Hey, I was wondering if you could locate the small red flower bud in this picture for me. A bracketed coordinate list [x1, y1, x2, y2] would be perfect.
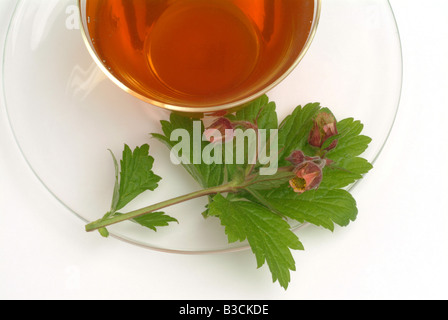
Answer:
[286, 150, 306, 166]
[204, 118, 235, 144]
[289, 161, 323, 194]
[309, 111, 339, 150]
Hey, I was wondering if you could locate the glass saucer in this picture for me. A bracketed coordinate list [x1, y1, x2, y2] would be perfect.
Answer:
[2, 0, 402, 254]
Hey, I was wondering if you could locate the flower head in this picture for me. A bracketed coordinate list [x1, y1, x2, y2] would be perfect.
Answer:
[309, 111, 339, 150]
[289, 161, 323, 194]
[204, 117, 260, 144]
[204, 118, 235, 144]
[286, 150, 306, 166]
[286, 150, 326, 194]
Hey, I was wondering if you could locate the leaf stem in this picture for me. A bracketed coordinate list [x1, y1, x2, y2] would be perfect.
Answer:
[85, 183, 239, 232]
[85, 166, 296, 233]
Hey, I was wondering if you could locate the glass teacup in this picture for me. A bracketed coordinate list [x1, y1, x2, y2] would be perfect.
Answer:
[78, 0, 321, 113]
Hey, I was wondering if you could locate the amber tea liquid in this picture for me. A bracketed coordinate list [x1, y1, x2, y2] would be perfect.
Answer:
[85, 0, 315, 108]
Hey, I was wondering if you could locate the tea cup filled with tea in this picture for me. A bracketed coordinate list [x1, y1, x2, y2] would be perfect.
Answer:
[78, 0, 321, 113]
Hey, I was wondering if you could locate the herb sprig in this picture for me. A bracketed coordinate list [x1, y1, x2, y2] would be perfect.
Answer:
[85, 95, 373, 289]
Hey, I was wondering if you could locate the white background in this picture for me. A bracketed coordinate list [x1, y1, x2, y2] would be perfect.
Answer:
[1, 0, 447, 300]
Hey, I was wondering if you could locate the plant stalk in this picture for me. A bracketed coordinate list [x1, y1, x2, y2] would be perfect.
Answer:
[85, 166, 295, 233]
[85, 183, 238, 232]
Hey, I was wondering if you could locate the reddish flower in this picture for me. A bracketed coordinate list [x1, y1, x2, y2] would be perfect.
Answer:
[289, 161, 323, 194]
[286, 150, 325, 193]
[204, 117, 260, 144]
[309, 111, 339, 150]
[204, 118, 235, 143]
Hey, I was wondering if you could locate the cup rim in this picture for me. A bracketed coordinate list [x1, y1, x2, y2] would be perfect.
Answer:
[78, 0, 322, 113]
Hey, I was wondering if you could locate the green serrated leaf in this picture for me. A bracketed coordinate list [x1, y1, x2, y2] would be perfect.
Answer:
[264, 187, 358, 231]
[235, 94, 278, 130]
[326, 118, 372, 162]
[249, 171, 295, 191]
[278, 103, 321, 165]
[108, 149, 120, 215]
[151, 113, 225, 189]
[114, 144, 162, 212]
[320, 157, 373, 189]
[209, 194, 304, 290]
[111, 211, 178, 232]
[132, 212, 178, 232]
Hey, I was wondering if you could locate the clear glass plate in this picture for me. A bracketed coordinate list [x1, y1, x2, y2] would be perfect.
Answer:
[2, 0, 402, 254]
